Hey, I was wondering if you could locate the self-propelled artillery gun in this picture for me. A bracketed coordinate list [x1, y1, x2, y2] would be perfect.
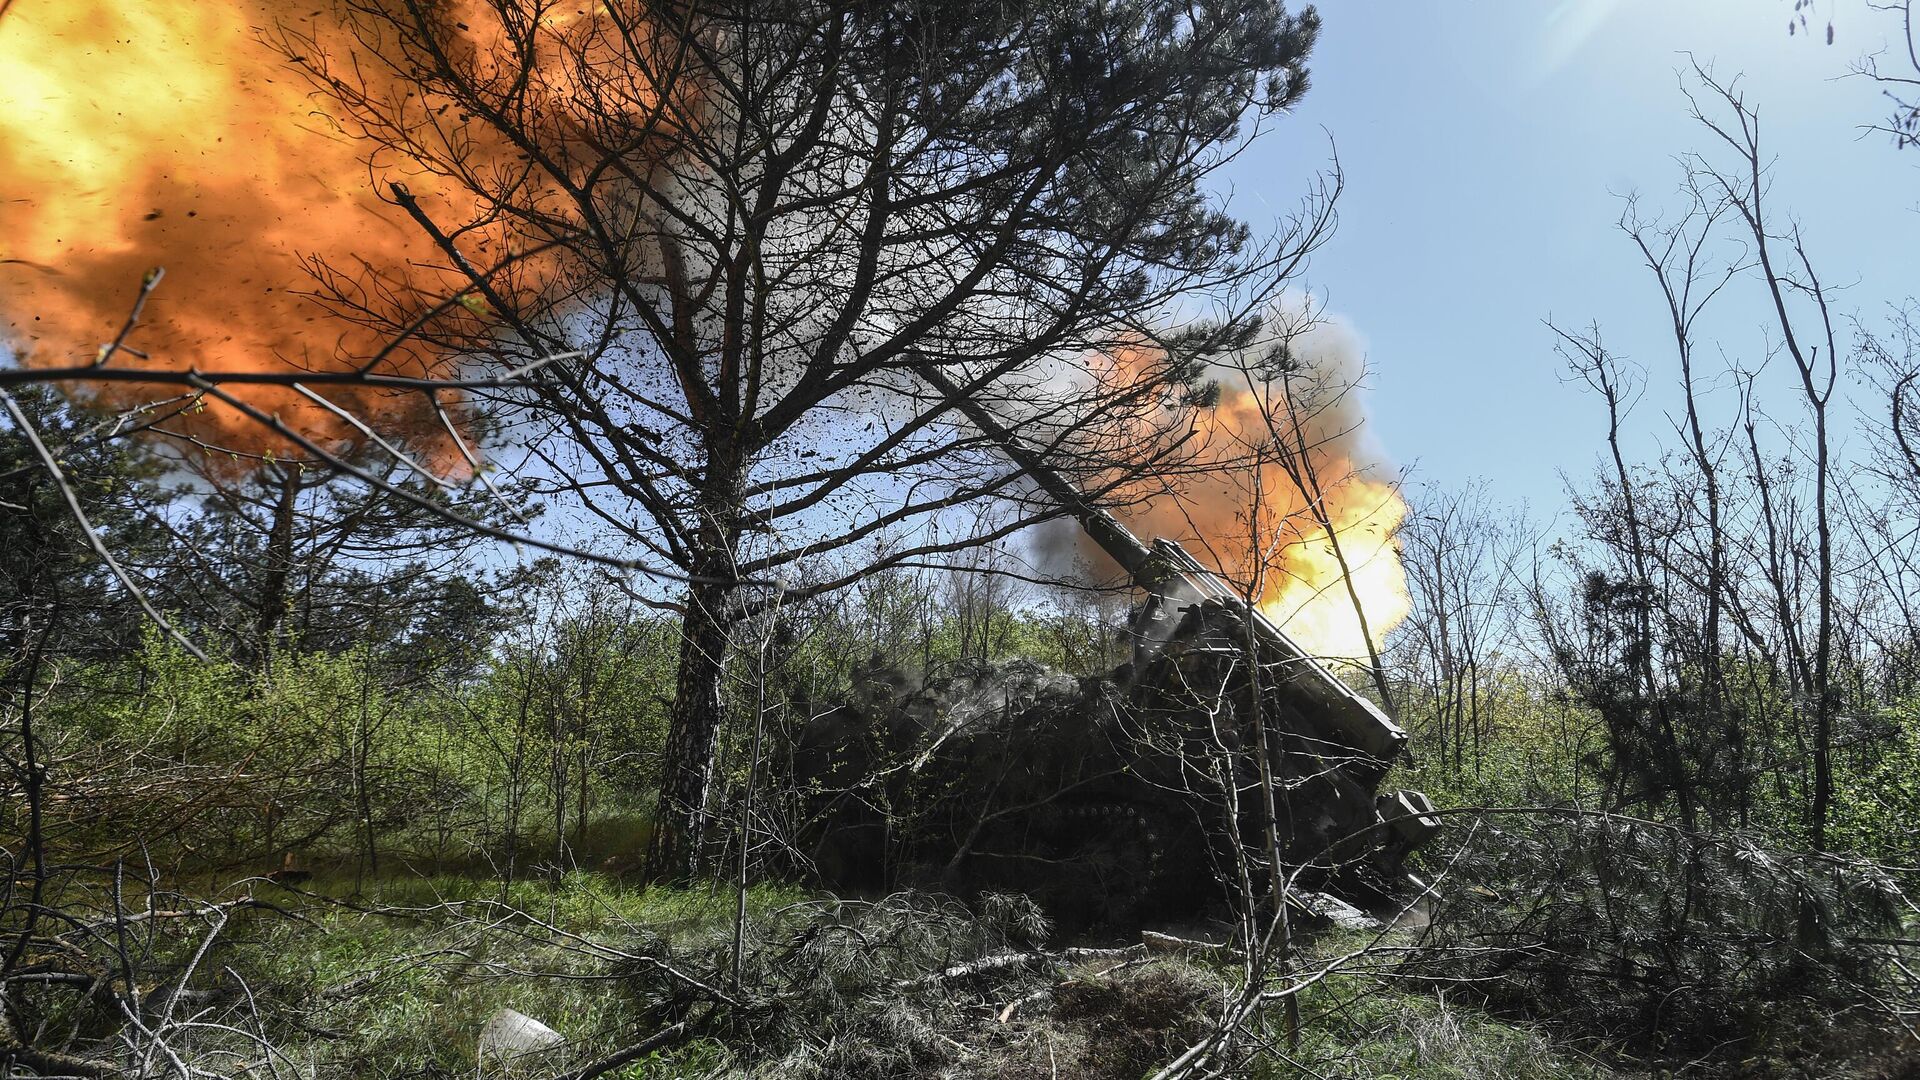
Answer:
[790, 372, 1438, 926]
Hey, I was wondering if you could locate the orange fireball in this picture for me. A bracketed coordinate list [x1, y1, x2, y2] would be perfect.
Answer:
[1093, 320, 1411, 663]
[0, 1, 472, 466]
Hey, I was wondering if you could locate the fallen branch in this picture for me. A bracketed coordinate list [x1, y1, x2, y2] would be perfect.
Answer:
[559, 1018, 694, 1080]
[1, 1004, 119, 1078]
[1141, 931, 1242, 962]
[997, 954, 1151, 1023]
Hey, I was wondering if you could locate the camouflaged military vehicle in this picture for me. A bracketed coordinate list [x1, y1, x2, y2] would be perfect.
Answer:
[788, 374, 1438, 926]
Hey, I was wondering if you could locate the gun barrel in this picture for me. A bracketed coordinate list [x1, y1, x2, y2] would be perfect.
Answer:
[1149, 538, 1408, 765]
[923, 366, 1408, 767]
[922, 368, 1157, 579]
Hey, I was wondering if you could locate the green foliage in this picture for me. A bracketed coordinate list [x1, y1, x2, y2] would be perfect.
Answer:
[1414, 811, 1909, 1072]
[1831, 699, 1920, 872]
[20, 619, 680, 874]
[606, 1039, 731, 1079]
[224, 874, 798, 1076]
[1270, 964, 1608, 1080]
[0, 556, 1066, 888]
[1400, 675, 1599, 811]
[30, 632, 458, 867]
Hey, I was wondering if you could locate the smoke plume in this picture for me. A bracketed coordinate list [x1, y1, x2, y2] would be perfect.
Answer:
[1052, 302, 1411, 663]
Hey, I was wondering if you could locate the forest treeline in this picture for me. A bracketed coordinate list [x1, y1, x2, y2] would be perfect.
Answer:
[0, 424, 1137, 883]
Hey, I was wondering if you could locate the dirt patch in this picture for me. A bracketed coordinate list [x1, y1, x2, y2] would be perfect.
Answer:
[992, 963, 1221, 1080]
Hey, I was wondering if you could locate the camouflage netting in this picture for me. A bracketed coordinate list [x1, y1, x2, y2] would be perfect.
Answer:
[789, 622, 1430, 928]
[791, 657, 1217, 927]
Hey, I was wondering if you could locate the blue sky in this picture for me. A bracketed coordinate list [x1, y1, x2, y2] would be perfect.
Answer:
[1224, 0, 1920, 514]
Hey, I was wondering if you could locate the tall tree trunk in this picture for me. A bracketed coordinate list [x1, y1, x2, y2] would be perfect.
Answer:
[647, 459, 746, 881]
[355, 650, 380, 884]
[1808, 390, 1834, 855]
[576, 742, 591, 848]
[255, 466, 302, 672]
[551, 713, 568, 883]
[3, 604, 56, 978]
[648, 577, 732, 879]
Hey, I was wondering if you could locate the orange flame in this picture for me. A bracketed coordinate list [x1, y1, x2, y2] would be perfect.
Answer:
[1099, 339, 1411, 663]
[0, 1, 687, 476]
[0, 1, 476, 470]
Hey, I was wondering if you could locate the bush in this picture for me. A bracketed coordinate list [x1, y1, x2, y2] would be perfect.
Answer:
[1832, 701, 1920, 876]
[1411, 810, 1911, 1074]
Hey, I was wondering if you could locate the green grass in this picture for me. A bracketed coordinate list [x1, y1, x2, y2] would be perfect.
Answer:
[215, 871, 802, 1078]
[177, 873, 1644, 1079]
[1222, 929, 1625, 1080]
[1279, 985, 1619, 1079]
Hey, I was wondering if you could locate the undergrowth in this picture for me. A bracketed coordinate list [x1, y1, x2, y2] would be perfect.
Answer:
[171, 872, 1640, 1080]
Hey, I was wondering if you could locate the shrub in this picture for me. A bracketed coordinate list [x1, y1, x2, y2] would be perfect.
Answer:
[1411, 810, 1911, 1073]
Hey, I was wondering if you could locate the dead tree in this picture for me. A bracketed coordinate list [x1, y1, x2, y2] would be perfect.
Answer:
[1391, 481, 1524, 772]
[1685, 67, 1843, 853]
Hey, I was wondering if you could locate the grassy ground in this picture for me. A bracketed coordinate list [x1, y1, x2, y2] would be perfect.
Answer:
[156, 871, 1634, 1079]
[217, 873, 791, 1077]
[1276, 938, 1622, 1080]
